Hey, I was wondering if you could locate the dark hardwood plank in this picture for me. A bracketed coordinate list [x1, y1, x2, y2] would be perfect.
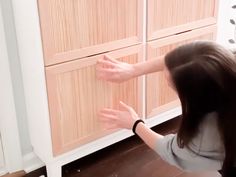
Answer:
[2, 171, 25, 177]
[176, 171, 221, 177]
[24, 167, 46, 177]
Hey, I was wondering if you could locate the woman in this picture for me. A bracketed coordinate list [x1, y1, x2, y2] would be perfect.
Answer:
[96, 41, 236, 177]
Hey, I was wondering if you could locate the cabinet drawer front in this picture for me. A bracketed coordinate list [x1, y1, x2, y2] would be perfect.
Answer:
[46, 45, 143, 156]
[38, 0, 143, 66]
[146, 25, 217, 118]
[148, 0, 218, 40]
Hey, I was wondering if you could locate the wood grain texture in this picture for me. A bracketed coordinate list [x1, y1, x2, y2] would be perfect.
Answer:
[2, 171, 25, 177]
[148, 0, 218, 40]
[37, 0, 143, 66]
[45, 45, 143, 156]
[146, 26, 217, 118]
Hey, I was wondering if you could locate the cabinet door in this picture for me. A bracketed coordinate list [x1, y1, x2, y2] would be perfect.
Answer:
[46, 45, 143, 156]
[147, 0, 218, 40]
[38, 0, 143, 66]
[146, 25, 216, 118]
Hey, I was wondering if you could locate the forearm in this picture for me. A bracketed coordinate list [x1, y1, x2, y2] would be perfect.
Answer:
[132, 57, 165, 77]
[135, 122, 163, 151]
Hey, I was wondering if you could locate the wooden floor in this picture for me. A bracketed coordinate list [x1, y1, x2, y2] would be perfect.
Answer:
[2, 171, 25, 177]
[6, 117, 221, 177]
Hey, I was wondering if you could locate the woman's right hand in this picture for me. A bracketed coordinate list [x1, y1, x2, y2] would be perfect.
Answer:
[98, 101, 140, 130]
[96, 55, 136, 83]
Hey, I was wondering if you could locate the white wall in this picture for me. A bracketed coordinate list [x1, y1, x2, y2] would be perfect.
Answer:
[0, 136, 5, 174]
[217, 0, 236, 49]
[0, 0, 32, 156]
[0, 1, 23, 173]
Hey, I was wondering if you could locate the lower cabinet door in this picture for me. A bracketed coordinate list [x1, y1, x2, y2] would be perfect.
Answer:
[146, 25, 217, 118]
[46, 45, 143, 156]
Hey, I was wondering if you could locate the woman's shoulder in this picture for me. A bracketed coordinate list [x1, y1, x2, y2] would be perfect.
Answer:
[191, 111, 224, 153]
[200, 111, 219, 129]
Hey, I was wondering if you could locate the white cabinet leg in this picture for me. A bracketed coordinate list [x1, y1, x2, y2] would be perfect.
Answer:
[46, 163, 62, 177]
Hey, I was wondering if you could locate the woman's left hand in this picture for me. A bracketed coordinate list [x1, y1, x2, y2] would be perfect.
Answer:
[98, 101, 140, 130]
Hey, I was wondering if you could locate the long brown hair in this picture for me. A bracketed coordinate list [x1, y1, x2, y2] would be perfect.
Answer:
[164, 41, 236, 177]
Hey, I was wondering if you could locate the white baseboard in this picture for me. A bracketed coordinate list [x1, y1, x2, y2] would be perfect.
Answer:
[146, 106, 182, 128]
[0, 167, 7, 176]
[23, 152, 45, 173]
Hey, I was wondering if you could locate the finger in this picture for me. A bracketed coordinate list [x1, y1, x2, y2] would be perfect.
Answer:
[100, 121, 119, 130]
[98, 112, 117, 120]
[96, 67, 116, 74]
[119, 101, 131, 111]
[100, 108, 119, 115]
[96, 68, 114, 78]
[96, 74, 119, 83]
[96, 70, 107, 80]
[96, 69, 119, 82]
[99, 118, 116, 124]
[97, 59, 116, 68]
[104, 55, 119, 64]
[105, 124, 120, 130]
[120, 101, 138, 116]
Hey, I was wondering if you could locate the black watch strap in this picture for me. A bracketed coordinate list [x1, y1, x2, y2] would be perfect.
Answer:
[132, 119, 144, 135]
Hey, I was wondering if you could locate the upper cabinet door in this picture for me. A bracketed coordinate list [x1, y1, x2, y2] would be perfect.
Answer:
[146, 25, 216, 118]
[46, 45, 143, 156]
[38, 0, 143, 66]
[147, 0, 218, 40]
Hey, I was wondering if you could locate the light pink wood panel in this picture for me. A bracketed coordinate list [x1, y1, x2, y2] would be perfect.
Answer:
[37, 0, 143, 66]
[146, 25, 217, 118]
[147, 0, 218, 40]
[46, 45, 143, 156]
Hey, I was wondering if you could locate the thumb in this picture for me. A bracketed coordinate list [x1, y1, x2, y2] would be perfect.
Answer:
[119, 101, 131, 111]
[104, 55, 118, 64]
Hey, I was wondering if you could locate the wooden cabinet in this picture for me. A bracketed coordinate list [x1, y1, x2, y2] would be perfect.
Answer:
[38, 0, 143, 66]
[37, 0, 145, 156]
[16, 0, 219, 176]
[146, 25, 217, 118]
[46, 45, 143, 156]
[147, 0, 218, 40]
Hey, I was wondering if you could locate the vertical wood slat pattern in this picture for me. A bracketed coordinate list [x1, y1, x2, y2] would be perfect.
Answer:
[148, 0, 218, 40]
[46, 45, 143, 156]
[37, 0, 142, 66]
[146, 26, 217, 118]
